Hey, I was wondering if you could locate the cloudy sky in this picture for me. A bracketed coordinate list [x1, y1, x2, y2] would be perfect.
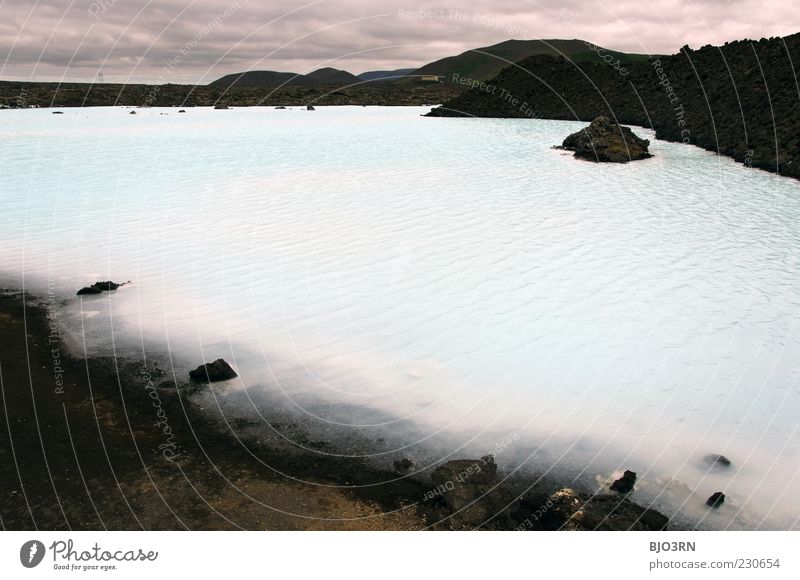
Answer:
[2, 0, 797, 83]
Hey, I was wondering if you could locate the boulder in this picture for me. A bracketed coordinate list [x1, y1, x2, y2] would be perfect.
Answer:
[214, 104, 230, 110]
[610, 470, 637, 493]
[542, 488, 669, 531]
[706, 491, 725, 508]
[129, 110, 137, 115]
[275, 106, 287, 109]
[703, 454, 732, 468]
[428, 455, 513, 529]
[76, 281, 125, 295]
[189, 358, 238, 382]
[306, 105, 315, 111]
[178, 109, 186, 113]
[393, 458, 415, 474]
[561, 116, 651, 162]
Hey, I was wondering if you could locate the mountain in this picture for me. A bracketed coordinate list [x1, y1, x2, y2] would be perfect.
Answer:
[404, 39, 650, 83]
[209, 40, 651, 88]
[210, 67, 358, 87]
[303, 67, 360, 85]
[427, 34, 800, 181]
[210, 70, 301, 87]
[357, 68, 416, 82]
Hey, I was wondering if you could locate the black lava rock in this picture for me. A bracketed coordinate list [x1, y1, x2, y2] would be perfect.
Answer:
[703, 454, 732, 468]
[76, 281, 125, 295]
[610, 470, 637, 493]
[561, 116, 651, 162]
[707, 491, 726, 508]
[189, 358, 238, 382]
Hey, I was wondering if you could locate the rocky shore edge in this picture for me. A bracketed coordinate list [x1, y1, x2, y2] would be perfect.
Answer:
[427, 33, 800, 181]
[0, 287, 672, 531]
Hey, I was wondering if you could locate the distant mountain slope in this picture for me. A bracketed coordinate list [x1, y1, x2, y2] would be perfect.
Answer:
[427, 33, 800, 180]
[357, 68, 416, 82]
[210, 67, 358, 87]
[405, 39, 650, 82]
[304, 67, 360, 85]
[210, 70, 301, 87]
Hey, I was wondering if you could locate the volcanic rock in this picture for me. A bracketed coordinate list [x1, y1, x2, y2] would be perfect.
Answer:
[534, 488, 669, 530]
[76, 281, 125, 295]
[562, 116, 651, 162]
[188, 358, 238, 382]
[707, 491, 725, 508]
[610, 470, 637, 493]
[703, 454, 732, 468]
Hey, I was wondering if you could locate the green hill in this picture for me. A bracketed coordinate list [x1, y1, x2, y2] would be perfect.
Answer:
[405, 39, 651, 83]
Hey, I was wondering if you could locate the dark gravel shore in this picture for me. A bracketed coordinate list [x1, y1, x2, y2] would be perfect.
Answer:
[0, 288, 670, 531]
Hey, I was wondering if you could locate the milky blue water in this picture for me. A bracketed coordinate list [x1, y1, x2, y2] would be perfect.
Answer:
[2, 106, 799, 529]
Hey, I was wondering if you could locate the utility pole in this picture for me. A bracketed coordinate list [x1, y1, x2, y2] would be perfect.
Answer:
[98, 71, 104, 84]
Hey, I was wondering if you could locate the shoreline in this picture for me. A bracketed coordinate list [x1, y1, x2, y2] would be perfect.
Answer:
[0, 286, 672, 530]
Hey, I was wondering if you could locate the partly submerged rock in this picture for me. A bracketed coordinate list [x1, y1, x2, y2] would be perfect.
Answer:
[76, 281, 126, 295]
[178, 109, 186, 113]
[214, 104, 230, 110]
[129, 110, 137, 115]
[306, 105, 315, 111]
[189, 358, 238, 382]
[542, 488, 668, 531]
[707, 491, 726, 508]
[275, 106, 287, 109]
[703, 454, 732, 468]
[610, 470, 637, 493]
[561, 116, 651, 163]
[52, 111, 64, 114]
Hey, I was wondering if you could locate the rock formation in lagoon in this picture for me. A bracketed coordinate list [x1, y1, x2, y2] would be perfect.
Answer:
[188, 358, 238, 382]
[76, 281, 126, 295]
[561, 116, 651, 162]
[703, 454, 732, 468]
[610, 470, 637, 493]
[707, 491, 726, 508]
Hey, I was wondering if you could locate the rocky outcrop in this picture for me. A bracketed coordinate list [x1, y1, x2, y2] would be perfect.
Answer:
[610, 470, 637, 493]
[76, 281, 125, 295]
[427, 33, 800, 180]
[703, 454, 732, 468]
[561, 116, 651, 162]
[514, 487, 668, 531]
[189, 358, 238, 382]
[427, 455, 514, 529]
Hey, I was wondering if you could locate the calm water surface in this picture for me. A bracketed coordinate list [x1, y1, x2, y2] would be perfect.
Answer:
[1, 106, 799, 529]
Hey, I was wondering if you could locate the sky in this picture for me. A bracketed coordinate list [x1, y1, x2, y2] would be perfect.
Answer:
[2, 0, 798, 83]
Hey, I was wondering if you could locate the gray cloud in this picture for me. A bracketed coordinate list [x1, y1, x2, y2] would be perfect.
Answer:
[1, 0, 797, 83]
